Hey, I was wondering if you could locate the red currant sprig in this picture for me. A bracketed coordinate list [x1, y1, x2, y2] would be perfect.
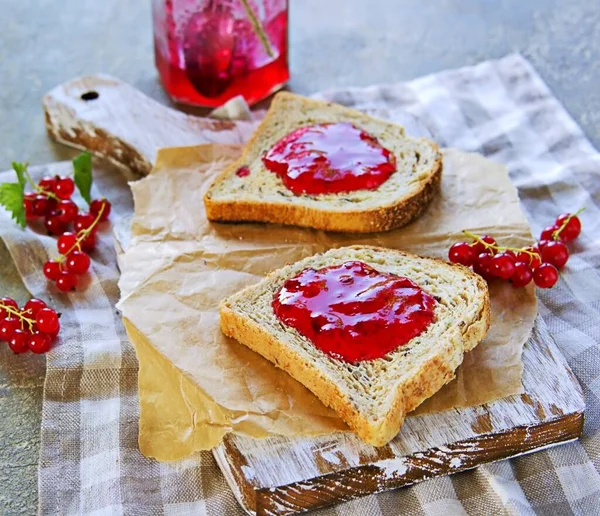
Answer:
[540, 208, 584, 243]
[450, 233, 555, 288]
[43, 203, 107, 292]
[22, 168, 79, 235]
[0, 297, 60, 354]
[9, 155, 110, 242]
[448, 210, 583, 289]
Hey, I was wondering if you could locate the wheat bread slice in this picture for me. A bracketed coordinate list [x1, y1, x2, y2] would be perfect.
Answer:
[220, 245, 490, 446]
[204, 93, 442, 233]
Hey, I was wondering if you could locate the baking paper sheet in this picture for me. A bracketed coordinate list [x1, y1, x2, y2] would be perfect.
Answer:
[117, 144, 537, 461]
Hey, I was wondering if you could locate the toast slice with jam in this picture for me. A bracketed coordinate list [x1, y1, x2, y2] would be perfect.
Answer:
[220, 246, 490, 446]
[204, 93, 442, 233]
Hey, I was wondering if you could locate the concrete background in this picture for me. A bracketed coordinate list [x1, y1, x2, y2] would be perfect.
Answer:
[1, 0, 599, 512]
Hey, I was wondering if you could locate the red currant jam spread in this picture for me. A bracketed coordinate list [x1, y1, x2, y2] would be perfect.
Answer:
[236, 166, 251, 177]
[272, 261, 436, 362]
[261, 123, 397, 195]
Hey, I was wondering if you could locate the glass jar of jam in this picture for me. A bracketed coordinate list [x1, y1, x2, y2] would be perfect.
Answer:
[152, 0, 289, 107]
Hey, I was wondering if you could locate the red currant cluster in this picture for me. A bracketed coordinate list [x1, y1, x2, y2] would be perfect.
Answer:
[43, 202, 110, 292]
[23, 174, 111, 236]
[23, 175, 78, 234]
[0, 297, 60, 354]
[448, 211, 583, 289]
[2, 156, 113, 294]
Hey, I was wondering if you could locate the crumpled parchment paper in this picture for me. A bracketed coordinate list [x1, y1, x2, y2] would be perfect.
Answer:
[116, 144, 537, 461]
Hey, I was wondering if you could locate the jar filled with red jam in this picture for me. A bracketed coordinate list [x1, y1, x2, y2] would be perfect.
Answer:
[152, 0, 289, 107]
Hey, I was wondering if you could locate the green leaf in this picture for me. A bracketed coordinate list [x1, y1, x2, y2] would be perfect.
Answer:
[0, 182, 26, 229]
[11, 161, 28, 189]
[73, 152, 93, 204]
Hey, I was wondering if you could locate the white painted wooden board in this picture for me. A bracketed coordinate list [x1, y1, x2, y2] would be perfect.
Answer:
[213, 317, 584, 515]
[43, 75, 259, 176]
[43, 76, 586, 516]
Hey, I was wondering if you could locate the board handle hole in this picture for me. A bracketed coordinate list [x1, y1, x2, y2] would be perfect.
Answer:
[80, 91, 99, 101]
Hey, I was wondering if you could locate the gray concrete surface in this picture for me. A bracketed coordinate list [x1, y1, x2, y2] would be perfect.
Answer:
[1, 0, 599, 513]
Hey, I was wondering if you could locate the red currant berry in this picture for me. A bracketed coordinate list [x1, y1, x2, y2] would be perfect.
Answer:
[57, 232, 78, 255]
[0, 297, 19, 321]
[473, 252, 495, 280]
[0, 317, 20, 342]
[530, 253, 542, 270]
[540, 225, 559, 241]
[8, 329, 29, 354]
[555, 213, 582, 242]
[23, 298, 47, 318]
[0, 297, 19, 320]
[533, 263, 559, 288]
[470, 241, 484, 255]
[492, 252, 517, 280]
[74, 213, 97, 233]
[56, 271, 77, 292]
[32, 194, 50, 216]
[43, 260, 62, 281]
[28, 332, 52, 354]
[541, 241, 569, 268]
[44, 214, 68, 235]
[79, 233, 97, 253]
[448, 242, 477, 266]
[54, 177, 75, 200]
[56, 199, 79, 224]
[90, 198, 111, 221]
[47, 198, 58, 212]
[66, 251, 91, 274]
[514, 250, 527, 263]
[538, 239, 552, 251]
[511, 262, 533, 287]
[39, 176, 58, 192]
[516, 247, 541, 269]
[471, 235, 497, 255]
[36, 308, 60, 334]
[23, 193, 37, 218]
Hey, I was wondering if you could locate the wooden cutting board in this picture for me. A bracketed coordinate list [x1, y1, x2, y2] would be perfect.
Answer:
[45, 76, 586, 516]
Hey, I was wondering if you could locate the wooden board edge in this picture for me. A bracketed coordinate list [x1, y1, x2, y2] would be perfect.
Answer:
[213, 437, 261, 516]
[247, 412, 583, 516]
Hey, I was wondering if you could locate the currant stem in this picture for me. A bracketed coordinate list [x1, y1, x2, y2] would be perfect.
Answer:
[462, 230, 541, 262]
[38, 188, 61, 201]
[56, 204, 105, 262]
[0, 302, 36, 330]
[552, 207, 585, 241]
[24, 168, 61, 200]
[23, 167, 37, 191]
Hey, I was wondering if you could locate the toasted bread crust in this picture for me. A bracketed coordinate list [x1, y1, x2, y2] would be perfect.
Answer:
[204, 93, 443, 233]
[205, 155, 442, 233]
[220, 245, 491, 446]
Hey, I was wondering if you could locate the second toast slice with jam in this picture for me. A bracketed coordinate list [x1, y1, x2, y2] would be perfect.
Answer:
[204, 92, 442, 233]
[220, 246, 490, 446]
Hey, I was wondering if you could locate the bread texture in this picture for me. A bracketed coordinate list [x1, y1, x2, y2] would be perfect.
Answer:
[220, 246, 491, 446]
[204, 92, 442, 233]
